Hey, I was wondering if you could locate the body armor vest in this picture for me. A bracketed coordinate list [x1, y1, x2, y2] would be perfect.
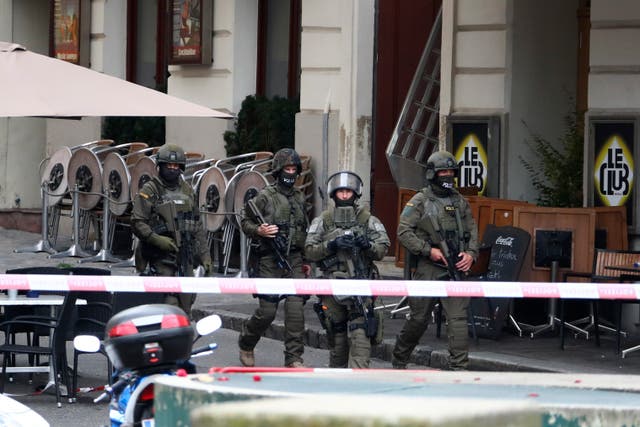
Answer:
[320, 206, 371, 279]
[421, 189, 467, 252]
[260, 186, 307, 253]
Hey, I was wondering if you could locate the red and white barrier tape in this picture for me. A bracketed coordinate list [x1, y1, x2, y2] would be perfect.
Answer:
[0, 274, 638, 299]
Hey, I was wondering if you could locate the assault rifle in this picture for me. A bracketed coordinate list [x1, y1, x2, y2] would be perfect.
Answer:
[351, 231, 370, 280]
[419, 214, 463, 281]
[246, 199, 293, 273]
[337, 233, 377, 338]
[156, 201, 195, 277]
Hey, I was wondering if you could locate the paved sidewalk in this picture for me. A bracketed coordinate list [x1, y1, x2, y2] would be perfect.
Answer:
[2, 227, 640, 374]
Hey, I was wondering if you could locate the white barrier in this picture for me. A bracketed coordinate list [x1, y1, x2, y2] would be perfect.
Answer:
[0, 274, 639, 299]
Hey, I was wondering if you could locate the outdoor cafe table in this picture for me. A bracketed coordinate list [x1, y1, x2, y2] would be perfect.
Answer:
[0, 294, 86, 375]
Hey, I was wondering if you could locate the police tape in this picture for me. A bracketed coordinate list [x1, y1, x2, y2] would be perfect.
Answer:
[0, 274, 639, 299]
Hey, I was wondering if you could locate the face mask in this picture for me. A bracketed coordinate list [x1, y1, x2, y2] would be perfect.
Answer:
[436, 175, 455, 190]
[159, 164, 181, 185]
[279, 171, 297, 188]
[333, 193, 356, 207]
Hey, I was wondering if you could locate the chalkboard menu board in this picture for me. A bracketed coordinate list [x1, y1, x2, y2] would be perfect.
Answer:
[482, 225, 531, 281]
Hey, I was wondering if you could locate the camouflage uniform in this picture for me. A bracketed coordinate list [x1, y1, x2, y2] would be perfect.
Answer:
[392, 151, 478, 370]
[130, 144, 211, 315]
[305, 195, 390, 368]
[238, 148, 309, 367]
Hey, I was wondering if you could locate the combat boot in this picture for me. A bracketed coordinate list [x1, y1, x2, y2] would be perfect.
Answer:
[391, 356, 407, 369]
[286, 361, 304, 368]
[239, 349, 255, 367]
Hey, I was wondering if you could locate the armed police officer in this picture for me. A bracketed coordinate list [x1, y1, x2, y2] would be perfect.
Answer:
[392, 150, 478, 370]
[131, 143, 212, 315]
[238, 148, 309, 368]
[305, 171, 390, 368]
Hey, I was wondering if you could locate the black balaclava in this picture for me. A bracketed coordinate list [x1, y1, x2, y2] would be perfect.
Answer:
[159, 163, 181, 187]
[431, 173, 455, 197]
[278, 170, 298, 188]
[332, 190, 357, 207]
[436, 175, 455, 190]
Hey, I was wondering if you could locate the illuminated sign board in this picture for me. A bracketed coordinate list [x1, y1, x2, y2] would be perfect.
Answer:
[452, 122, 489, 195]
[593, 122, 634, 224]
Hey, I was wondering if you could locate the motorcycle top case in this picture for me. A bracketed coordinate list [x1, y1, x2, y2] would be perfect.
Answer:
[104, 304, 194, 371]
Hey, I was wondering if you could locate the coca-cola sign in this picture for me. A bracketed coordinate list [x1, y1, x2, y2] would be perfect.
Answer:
[495, 236, 514, 247]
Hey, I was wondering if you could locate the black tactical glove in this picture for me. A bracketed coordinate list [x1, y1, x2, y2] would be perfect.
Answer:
[328, 234, 355, 252]
[354, 234, 372, 250]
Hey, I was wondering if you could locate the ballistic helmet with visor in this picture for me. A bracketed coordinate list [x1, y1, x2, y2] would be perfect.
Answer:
[425, 150, 459, 181]
[156, 143, 186, 171]
[327, 171, 363, 198]
[271, 148, 302, 176]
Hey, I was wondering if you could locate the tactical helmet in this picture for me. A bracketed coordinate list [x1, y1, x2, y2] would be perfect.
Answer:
[156, 144, 186, 171]
[425, 150, 459, 181]
[271, 148, 302, 176]
[327, 171, 363, 198]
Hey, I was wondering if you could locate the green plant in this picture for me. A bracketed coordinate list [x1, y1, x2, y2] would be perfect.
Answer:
[223, 95, 299, 156]
[102, 117, 166, 147]
[519, 108, 584, 207]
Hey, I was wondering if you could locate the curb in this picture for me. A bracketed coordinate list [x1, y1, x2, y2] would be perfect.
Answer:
[192, 307, 561, 373]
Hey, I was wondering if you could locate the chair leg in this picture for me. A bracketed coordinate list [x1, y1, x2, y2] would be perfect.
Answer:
[1, 351, 7, 394]
[9, 334, 15, 367]
[616, 300, 623, 357]
[593, 302, 600, 347]
[72, 350, 79, 403]
[51, 351, 62, 407]
[560, 300, 565, 350]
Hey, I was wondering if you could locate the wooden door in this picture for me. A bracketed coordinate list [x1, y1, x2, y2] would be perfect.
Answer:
[372, 0, 441, 257]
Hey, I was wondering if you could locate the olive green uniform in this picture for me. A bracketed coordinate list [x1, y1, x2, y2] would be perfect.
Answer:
[392, 184, 478, 370]
[305, 204, 390, 368]
[130, 176, 211, 314]
[238, 183, 309, 367]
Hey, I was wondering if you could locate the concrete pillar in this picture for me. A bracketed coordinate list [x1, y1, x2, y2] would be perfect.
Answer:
[296, 0, 374, 216]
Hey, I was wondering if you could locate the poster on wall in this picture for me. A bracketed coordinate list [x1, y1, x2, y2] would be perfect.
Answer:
[170, 0, 213, 65]
[451, 122, 489, 195]
[593, 122, 634, 224]
[52, 0, 81, 63]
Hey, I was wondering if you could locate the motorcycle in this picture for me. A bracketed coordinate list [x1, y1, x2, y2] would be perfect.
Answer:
[74, 304, 222, 427]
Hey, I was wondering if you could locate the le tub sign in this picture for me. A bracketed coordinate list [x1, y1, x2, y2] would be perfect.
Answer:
[452, 123, 489, 196]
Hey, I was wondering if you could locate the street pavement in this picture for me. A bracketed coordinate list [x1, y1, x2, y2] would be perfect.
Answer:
[2, 227, 640, 375]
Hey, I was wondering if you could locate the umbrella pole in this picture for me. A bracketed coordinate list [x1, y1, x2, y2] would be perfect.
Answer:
[14, 183, 57, 254]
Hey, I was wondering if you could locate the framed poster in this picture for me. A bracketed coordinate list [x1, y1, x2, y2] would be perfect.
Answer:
[170, 0, 213, 65]
[51, 0, 90, 66]
[448, 117, 501, 197]
[592, 121, 635, 226]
